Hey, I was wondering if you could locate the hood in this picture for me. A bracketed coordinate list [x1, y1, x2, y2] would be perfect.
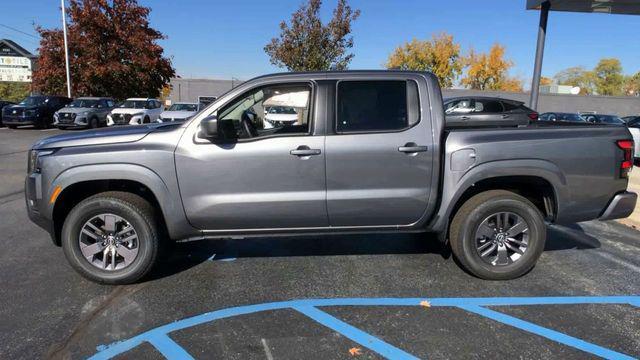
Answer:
[110, 108, 146, 115]
[57, 107, 93, 114]
[32, 123, 172, 150]
[4, 104, 39, 112]
[161, 110, 196, 119]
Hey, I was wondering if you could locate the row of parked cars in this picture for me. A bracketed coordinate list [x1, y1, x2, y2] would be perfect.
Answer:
[0, 95, 203, 130]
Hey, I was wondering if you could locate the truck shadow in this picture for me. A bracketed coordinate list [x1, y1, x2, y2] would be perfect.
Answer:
[148, 224, 601, 281]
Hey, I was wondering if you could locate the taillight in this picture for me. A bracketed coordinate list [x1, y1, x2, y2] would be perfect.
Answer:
[616, 140, 634, 178]
[528, 112, 539, 121]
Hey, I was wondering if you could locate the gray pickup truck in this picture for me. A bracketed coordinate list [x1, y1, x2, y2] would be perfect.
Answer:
[25, 71, 637, 284]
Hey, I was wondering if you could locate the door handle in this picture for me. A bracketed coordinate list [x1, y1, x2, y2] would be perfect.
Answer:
[461, 116, 471, 120]
[398, 143, 428, 154]
[290, 146, 321, 157]
[501, 114, 510, 119]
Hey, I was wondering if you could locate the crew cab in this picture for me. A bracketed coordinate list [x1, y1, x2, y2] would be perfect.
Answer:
[106, 98, 163, 126]
[25, 71, 637, 284]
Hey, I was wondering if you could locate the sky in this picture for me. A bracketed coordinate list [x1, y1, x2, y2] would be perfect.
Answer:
[1, 0, 639, 87]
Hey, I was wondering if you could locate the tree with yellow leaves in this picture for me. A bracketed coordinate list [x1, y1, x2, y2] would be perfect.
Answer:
[460, 44, 523, 92]
[385, 33, 462, 88]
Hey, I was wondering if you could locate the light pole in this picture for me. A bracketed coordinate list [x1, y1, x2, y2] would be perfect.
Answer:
[61, 0, 72, 98]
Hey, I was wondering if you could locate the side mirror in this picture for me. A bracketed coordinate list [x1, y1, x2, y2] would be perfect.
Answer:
[199, 115, 218, 138]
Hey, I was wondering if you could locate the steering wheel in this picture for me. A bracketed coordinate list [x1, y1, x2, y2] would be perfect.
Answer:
[241, 109, 259, 138]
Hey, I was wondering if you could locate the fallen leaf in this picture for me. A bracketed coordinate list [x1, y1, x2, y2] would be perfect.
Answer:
[420, 300, 431, 307]
[349, 347, 362, 356]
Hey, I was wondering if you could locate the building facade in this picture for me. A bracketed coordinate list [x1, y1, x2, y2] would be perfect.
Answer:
[0, 39, 37, 83]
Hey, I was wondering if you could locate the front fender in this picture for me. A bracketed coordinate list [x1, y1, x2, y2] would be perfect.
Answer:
[428, 159, 566, 234]
[47, 163, 196, 240]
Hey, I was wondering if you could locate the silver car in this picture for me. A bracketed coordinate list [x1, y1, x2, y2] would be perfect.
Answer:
[54, 97, 115, 129]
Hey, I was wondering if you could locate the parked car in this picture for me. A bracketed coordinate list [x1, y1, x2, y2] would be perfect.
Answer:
[157, 102, 199, 123]
[2, 95, 71, 129]
[26, 71, 636, 284]
[53, 97, 116, 129]
[106, 98, 163, 126]
[444, 97, 538, 128]
[538, 112, 586, 123]
[0, 100, 16, 127]
[622, 116, 640, 166]
[581, 113, 625, 125]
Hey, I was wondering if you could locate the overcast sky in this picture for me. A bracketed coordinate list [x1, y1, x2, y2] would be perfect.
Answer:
[1, 0, 639, 86]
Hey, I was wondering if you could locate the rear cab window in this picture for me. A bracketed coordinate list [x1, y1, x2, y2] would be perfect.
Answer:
[336, 80, 420, 133]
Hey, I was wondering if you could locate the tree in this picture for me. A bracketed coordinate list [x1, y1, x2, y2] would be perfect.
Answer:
[0, 82, 30, 103]
[460, 44, 522, 92]
[593, 58, 624, 96]
[553, 66, 595, 95]
[385, 33, 462, 88]
[623, 72, 640, 97]
[33, 0, 175, 99]
[539, 76, 553, 86]
[264, 0, 360, 71]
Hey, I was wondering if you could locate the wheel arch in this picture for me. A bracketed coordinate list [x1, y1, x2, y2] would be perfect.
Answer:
[48, 164, 195, 245]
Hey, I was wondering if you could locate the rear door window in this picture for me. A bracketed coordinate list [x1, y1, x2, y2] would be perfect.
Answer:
[474, 99, 504, 113]
[336, 80, 419, 133]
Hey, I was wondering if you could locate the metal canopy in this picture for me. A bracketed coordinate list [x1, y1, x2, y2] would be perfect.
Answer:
[527, 0, 640, 15]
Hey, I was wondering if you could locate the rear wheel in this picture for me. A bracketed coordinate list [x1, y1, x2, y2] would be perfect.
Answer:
[449, 190, 546, 280]
[61, 192, 159, 284]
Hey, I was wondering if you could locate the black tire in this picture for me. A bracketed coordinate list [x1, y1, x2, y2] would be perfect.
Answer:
[449, 190, 546, 280]
[144, 116, 150, 124]
[89, 117, 99, 128]
[8, 125, 17, 129]
[61, 191, 159, 284]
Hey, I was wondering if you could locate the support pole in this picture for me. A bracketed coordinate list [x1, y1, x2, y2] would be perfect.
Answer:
[61, 0, 72, 98]
[529, 0, 550, 110]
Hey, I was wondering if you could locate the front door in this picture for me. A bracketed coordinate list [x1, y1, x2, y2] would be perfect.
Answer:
[325, 79, 434, 227]
[175, 82, 328, 230]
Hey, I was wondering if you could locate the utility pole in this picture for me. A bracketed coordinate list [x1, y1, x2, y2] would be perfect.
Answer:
[529, 0, 550, 110]
[61, 0, 72, 98]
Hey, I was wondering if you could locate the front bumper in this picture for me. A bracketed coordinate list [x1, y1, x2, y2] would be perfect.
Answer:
[25, 174, 56, 244]
[3, 115, 40, 126]
[55, 117, 88, 128]
[599, 191, 638, 221]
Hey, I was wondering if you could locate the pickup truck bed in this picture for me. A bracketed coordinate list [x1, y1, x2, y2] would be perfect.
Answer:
[25, 70, 637, 284]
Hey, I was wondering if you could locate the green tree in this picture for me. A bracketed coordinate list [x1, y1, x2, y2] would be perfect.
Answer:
[264, 0, 360, 71]
[385, 33, 462, 88]
[33, 0, 175, 99]
[460, 44, 522, 92]
[0, 82, 30, 103]
[553, 66, 595, 95]
[593, 58, 624, 96]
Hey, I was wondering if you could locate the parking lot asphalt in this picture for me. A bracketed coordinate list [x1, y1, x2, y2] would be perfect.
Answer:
[1, 126, 639, 360]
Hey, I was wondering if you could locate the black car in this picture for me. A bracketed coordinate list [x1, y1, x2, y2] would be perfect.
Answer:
[580, 113, 625, 125]
[0, 100, 16, 127]
[2, 95, 72, 129]
[444, 96, 538, 128]
[538, 112, 586, 123]
[622, 116, 640, 125]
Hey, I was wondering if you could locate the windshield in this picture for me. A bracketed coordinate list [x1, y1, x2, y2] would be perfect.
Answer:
[558, 113, 585, 122]
[267, 106, 297, 114]
[68, 99, 99, 108]
[599, 115, 624, 124]
[19, 96, 47, 106]
[168, 104, 198, 112]
[118, 100, 147, 109]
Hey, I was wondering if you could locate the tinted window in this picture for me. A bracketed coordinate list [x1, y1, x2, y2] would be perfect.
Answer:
[475, 99, 504, 113]
[627, 117, 640, 127]
[501, 102, 520, 111]
[337, 81, 415, 133]
[445, 99, 473, 114]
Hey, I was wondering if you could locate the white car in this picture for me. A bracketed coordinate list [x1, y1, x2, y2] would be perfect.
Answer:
[157, 102, 199, 123]
[623, 116, 640, 165]
[106, 98, 163, 126]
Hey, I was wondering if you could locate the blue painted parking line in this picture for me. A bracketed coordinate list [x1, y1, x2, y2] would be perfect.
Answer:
[90, 296, 639, 360]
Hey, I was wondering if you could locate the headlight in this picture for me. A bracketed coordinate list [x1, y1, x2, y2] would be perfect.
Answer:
[28, 149, 55, 174]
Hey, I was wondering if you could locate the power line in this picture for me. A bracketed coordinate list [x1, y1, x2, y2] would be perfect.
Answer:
[0, 24, 39, 39]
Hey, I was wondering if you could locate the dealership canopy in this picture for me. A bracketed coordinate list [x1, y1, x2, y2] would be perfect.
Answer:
[526, 0, 640, 109]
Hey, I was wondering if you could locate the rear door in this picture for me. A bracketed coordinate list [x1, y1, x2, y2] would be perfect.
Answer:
[325, 77, 434, 226]
[469, 98, 506, 126]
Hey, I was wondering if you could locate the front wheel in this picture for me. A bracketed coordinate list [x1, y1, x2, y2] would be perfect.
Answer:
[449, 190, 546, 280]
[61, 192, 160, 284]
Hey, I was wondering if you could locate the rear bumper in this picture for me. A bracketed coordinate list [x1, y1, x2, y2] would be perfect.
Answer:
[599, 191, 638, 221]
